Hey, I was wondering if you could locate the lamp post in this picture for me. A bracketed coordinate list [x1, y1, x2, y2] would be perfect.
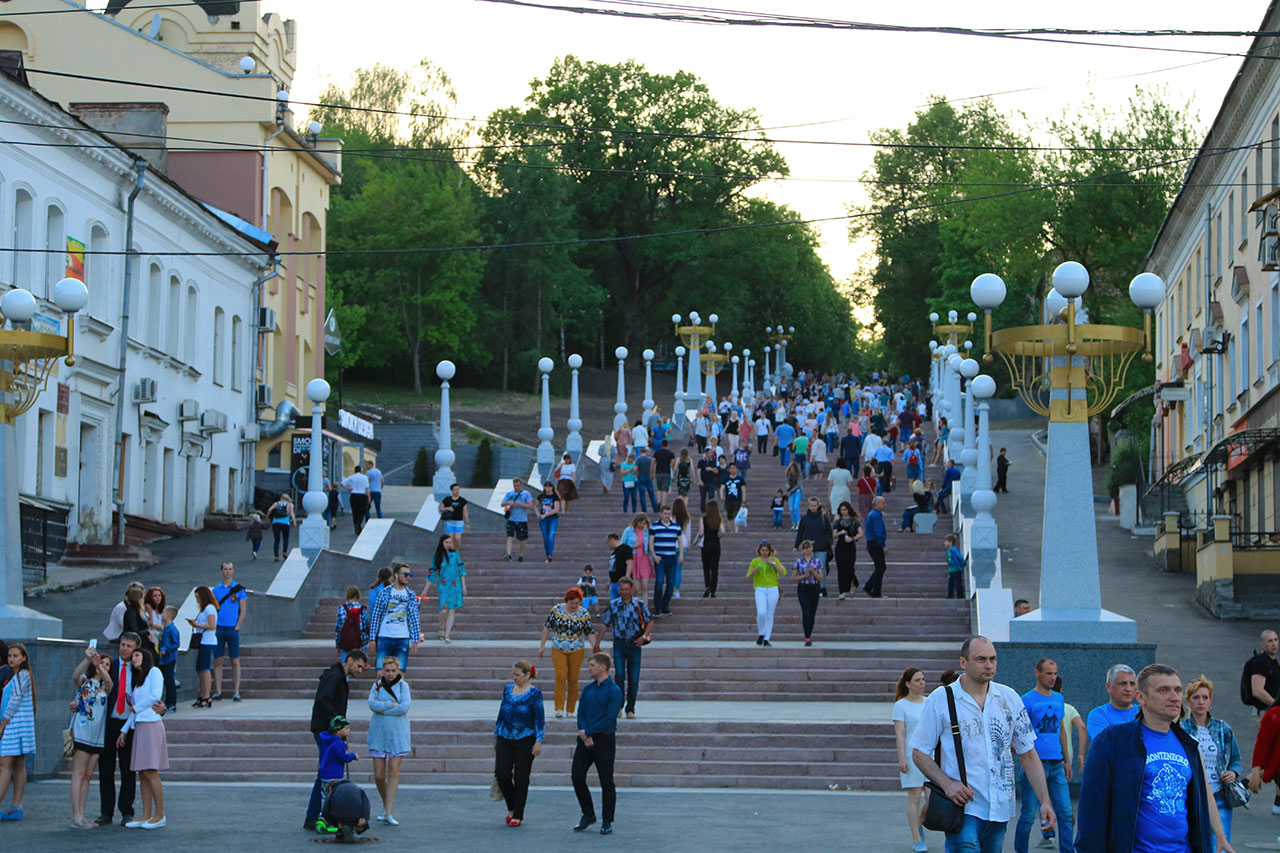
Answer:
[969, 372, 999, 588]
[703, 340, 721, 407]
[432, 360, 456, 501]
[566, 353, 583, 459]
[674, 312, 716, 413]
[642, 348, 655, 426]
[762, 345, 772, 396]
[741, 348, 753, 406]
[928, 341, 940, 419]
[613, 346, 629, 431]
[958, 357, 980, 515]
[971, 263, 1162, 643]
[0, 278, 89, 638]
[536, 356, 555, 479]
[300, 376, 331, 559]
[672, 345, 687, 429]
[730, 355, 740, 407]
[945, 350, 965, 464]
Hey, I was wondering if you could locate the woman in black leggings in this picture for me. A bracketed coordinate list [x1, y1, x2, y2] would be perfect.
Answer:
[699, 500, 723, 597]
[790, 540, 824, 646]
[266, 494, 295, 561]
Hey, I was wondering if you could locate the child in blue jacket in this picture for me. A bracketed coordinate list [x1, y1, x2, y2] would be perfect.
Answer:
[317, 715, 359, 831]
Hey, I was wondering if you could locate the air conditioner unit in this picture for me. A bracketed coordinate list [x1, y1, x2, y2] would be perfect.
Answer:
[1202, 325, 1225, 354]
[178, 399, 200, 421]
[241, 423, 261, 442]
[257, 306, 277, 332]
[254, 383, 273, 409]
[1264, 203, 1279, 239]
[1262, 235, 1280, 272]
[132, 378, 158, 404]
[200, 409, 228, 433]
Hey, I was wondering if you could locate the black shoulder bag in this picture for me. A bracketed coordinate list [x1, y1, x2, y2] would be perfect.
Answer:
[922, 685, 968, 834]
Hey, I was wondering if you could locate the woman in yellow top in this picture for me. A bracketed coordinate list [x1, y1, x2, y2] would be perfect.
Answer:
[747, 541, 787, 647]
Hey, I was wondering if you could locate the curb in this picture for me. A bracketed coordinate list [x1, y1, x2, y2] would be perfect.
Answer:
[25, 566, 136, 599]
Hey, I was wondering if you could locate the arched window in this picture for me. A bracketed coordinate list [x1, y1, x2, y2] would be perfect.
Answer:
[213, 306, 226, 386]
[11, 188, 32, 289]
[88, 224, 109, 319]
[146, 262, 162, 346]
[166, 273, 182, 356]
[44, 204, 64, 299]
[184, 284, 197, 365]
[231, 315, 243, 391]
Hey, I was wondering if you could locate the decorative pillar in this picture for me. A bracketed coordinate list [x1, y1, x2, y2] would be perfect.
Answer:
[566, 353, 583, 458]
[763, 345, 772, 396]
[945, 350, 964, 463]
[432, 361, 457, 502]
[537, 357, 555, 478]
[672, 346, 687, 429]
[730, 355, 740, 406]
[959, 357, 980, 516]
[969, 374, 999, 589]
[704, 342, 718, 408]
[300, 377, 331, 558]
[642, 348, 655, 426]
[685, 334, 703, 413]
[613, 346, 629, 430]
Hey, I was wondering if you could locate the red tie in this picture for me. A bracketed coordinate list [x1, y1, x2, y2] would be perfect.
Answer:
[116, 662, 127, 715]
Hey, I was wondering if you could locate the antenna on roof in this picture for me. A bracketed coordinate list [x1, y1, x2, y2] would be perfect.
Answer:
[147, 13, 162, 40]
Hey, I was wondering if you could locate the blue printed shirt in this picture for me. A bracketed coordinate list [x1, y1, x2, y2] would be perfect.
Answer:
[494, 684, 546, 743]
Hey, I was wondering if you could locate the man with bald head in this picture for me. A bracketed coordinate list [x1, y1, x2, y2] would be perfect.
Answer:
[910, 636, 1056, 852]
[1245, 629, 1280, 814]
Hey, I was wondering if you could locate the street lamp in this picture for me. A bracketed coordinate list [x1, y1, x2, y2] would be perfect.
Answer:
[958, 356, 980, 514]
[969, 372, 1000, 587]
[1, 277, 88, 638]
[566, 354, 584, 458]
[613, 346, 629, 431]
[672, 345, 687, 427]
[432, 360, 456, 501]
[971, 262, 1161, 643]
[674, 311, 716, 413]
[642, 348, 655, 426]
[537, 357, 555, 477]
[299, 377, 331, 559]
[762, 345, 772, 396]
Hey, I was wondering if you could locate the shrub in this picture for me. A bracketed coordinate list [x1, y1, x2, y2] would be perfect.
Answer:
[465, 427, 485, 444]
[471, 438, 494, 487]
[1106, 442, 1143, 500]
[412, 446, 431, 486]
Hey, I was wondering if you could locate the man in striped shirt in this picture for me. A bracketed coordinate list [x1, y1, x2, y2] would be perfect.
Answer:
[649, 505, 684, 617]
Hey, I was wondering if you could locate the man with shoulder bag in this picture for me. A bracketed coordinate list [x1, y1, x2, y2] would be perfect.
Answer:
[910, 636, 1056, 853]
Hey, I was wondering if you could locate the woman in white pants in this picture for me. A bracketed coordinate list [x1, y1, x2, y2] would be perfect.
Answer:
[746, 542, 787, 647]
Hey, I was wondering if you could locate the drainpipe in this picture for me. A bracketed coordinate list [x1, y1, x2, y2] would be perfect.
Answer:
[111, 159, 148, 546]
[1204, 201, 1214, 520]
[246, 260, 279, 513]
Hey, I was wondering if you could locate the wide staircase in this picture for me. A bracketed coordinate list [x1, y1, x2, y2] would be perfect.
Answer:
[156, 422, 968, 791]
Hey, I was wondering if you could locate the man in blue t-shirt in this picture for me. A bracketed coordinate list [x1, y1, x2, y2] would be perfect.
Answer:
[1016, 658, 1074, 853]
[502, 478, 535, 562]
[774, 420, 796, 468]
[211, 561, 248, 702]
[1076, 663, 1228, 853]
[1086, 664, 1139, 742]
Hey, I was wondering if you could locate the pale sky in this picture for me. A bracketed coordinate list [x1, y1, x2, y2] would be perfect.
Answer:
[268, 0, 1263, 284]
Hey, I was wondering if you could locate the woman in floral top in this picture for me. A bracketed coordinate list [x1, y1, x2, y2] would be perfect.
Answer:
[493, 660, 545, 826]
[538, 588, 598, 718]
[790, 540, 825, 646]
[69, 647, 113, 828]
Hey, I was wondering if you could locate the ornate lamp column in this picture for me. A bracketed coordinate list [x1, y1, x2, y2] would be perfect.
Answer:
[704, 340, 719, 408]
[672, 345, 687, 429]
[762, 345, 772, 396]
[0, 278, 89, 638]
[613, 346, 629, 431]
[641, 348, 655, 426]
[566, 353, 583, 459]
[730, 354, 740, 407]
[432, 360, 457, 501]
[300, 377, 331, 559]
[945, 350, 965, 464]
[536, 357, 555, 479]
[958, 356, 980, 516]
[674, 311, 715, 413]
[969, 372, 999, 588]
[971, 264, 1162, 643]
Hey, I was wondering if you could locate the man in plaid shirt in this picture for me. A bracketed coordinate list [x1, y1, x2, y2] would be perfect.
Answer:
[601, 579, 653, 719]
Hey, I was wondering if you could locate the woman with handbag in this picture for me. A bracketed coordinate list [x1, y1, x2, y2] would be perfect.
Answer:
[893, 667, 929, 853]
[554, 452, 579, 515]
[68, 648, 114, 828]
[1180, 675, 1242, 849]
[492, 660, 544, 827]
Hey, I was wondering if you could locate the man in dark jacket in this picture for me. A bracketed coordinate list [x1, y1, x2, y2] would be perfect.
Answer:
[1075, 663, 1233, 853]
[794, 496, 833, 596]
[304, 652, 367, 831]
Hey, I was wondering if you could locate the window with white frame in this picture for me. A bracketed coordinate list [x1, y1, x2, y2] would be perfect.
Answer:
[1242, 316, 1250, 394]
[11, 189, 33, 290]
[213, 306, 225, 386]
[43, 204, 63, 299]
[166, 274, 181, 357]
[1217, 212, 1224, 281]
[1229, 191, 1236, 262]
[1257, 303, 1265, 383]
[146, 263, 162, 346]
[1272, 279, 1280, 365]
[1242, 168, 1250, 242]
[231, 315, 243, 391]
[88, 224, 108, 319]
[1228, 334, 1237, 401]
[184, 284, 197, 365]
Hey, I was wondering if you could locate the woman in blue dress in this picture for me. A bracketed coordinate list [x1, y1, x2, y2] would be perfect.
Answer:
[426, 534, 467, 644]
[0, 644, 36, 821]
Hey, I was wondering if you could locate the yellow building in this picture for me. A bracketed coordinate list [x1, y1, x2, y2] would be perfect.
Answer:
[1144, 0, 1280, 616]
[1, 0, 360, 489]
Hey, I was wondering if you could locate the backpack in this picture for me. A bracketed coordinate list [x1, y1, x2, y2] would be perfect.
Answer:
[338, 604, 364, 652]
[1242, 652, 1259, 707]
[270, 502, 290, 519]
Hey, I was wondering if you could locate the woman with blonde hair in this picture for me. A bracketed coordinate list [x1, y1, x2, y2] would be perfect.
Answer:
[892, 667, 929, 852]
[267, 492, 295, 561]
[1181, 674, 1241, 849]
[367, 656, 411, 825]
[621, 514, 654, 603]
[746, 541, 786, 647]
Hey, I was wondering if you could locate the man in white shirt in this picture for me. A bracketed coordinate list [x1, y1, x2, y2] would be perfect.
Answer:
[341, 469, 371, 535]
[631, 421, 649, 452]
[911, 636, 1056, 853]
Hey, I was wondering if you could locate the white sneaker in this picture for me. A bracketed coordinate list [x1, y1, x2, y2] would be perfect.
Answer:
[141, 818, 166, 830]
[555, 709, 565, 718]
[385, 815, 399, 826]
[1036, 836, 1055, 848]
[376, 814, 386, 822]
[673, 590, 681, 599]
[1273, 803, 1280, 815]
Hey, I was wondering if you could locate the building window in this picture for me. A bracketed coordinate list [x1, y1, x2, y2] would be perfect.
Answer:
[1216, 212, 1223, 281]
[1228, 334, 1237, 401]
[213, 306, 226, 386]
[11, 188, 32, 290]
[88, 225, 109, 318]
[1229, 192, 1236, 263]
[231, 315, 243, 391]
[44, 204, 63, 299]
[184, 284, 197, 364]
[1272, 116, 1280, 191]
[1242, 168, 1250, 243]
[166, 274, 181, 357]
[1257, 303, 1265, 383]
[147, 263, 162, 347]
[1258, 144, 1266, 221]
[1195, 249, 1203, 311]
[1272, 280, 1280, 365]
[1242, 316, 1250, 393]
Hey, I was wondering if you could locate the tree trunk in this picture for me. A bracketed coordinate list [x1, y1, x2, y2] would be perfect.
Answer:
[501, 291, 510, 391]
[411, 339, 423, 395]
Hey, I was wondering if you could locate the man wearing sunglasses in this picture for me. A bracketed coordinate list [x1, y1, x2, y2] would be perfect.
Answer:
[367, 562, 420, 672]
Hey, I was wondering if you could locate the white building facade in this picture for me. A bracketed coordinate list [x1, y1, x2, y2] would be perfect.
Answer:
[1, 73, 269, 546]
